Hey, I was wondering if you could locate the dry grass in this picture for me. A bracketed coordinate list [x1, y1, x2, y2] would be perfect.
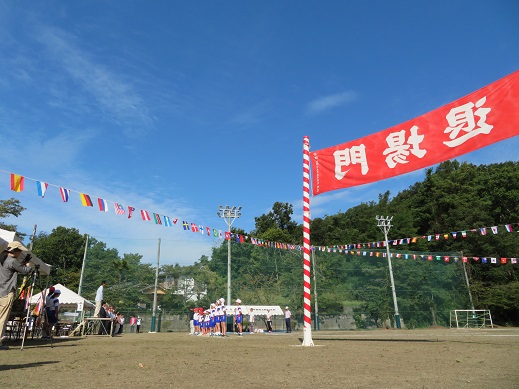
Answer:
[1, 327, 518, 389]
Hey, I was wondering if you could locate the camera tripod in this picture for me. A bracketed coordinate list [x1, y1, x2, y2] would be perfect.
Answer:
[19, 266, 52, 350]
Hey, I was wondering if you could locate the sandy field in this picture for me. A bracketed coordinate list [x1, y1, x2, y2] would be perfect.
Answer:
[1, 327, 518, 389]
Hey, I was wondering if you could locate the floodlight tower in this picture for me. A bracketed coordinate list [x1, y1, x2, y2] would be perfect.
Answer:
[217, 205, 242, 304]
[376, 215, 401, 329]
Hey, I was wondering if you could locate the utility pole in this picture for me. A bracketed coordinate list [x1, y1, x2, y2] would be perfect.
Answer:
[151, 238, 161, 332]
[376, 215, 401, 329]
[28, 224, 37, 250]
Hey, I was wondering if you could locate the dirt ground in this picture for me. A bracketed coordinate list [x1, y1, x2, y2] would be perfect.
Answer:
[1, 327, 518, 389]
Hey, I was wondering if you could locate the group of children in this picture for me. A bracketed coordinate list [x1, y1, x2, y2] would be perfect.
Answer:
[192, 298, 244, 337]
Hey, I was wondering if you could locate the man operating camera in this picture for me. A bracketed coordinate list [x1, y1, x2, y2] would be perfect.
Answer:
[0, 241, 34, 350]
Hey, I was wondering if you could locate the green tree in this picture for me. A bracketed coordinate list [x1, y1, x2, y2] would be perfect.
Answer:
[0, 198, 26, 236]
[32, 227, 87, 288]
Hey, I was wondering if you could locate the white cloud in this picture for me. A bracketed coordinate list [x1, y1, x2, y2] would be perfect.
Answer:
[35, 26, 154, 136]
[306, 91, 357, 115]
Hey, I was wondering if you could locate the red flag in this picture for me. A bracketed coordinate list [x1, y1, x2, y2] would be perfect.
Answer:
[311, 70, 519, 195]
[128, 206, 135, 219]
[141, 210, 151, 221]
[10, 174, 24, 192]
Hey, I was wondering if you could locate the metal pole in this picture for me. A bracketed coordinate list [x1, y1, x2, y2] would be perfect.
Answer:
[311, 249, 320, 330]
[227, 224, 231, 305]
[460, 251, 476, 312]
[151, 238, 161, 332]
[217, 205, 242, 305]
[28, 224, 37, 250]
[376, 216, 401, 329]
[78, 234, 89, 297]
[460, 251, 478, 326]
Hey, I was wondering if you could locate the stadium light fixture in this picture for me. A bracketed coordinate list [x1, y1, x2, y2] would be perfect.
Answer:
[217, 205, 242, 305]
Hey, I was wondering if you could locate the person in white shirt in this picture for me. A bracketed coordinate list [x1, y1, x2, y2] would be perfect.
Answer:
[94, 281, 106, 317]
[136, 316, 142, 333]
[266, 309, 273, 333]
[214, 299, 223, 336]
[220, 298, 227, 336]
[284, 306, 292, 333]
[234, 299, 243, 336]
[249, 308, 255, 333]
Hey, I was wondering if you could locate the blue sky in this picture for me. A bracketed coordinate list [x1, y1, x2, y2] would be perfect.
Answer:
[1, 1, 518, 266]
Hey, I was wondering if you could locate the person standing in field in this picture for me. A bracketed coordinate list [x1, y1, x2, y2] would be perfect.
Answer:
[266, 309, 273, 333]
[43, 289, 61, 339]
[136, 316, 142, 333]
[234, 299, 243, 336]
[249, 308, 255, 333]
[284, 306, 292, 333]
[129, 316, 136, 333]
[219, 299, 227, 336]
[94, 281, 106, 317]
[0, 242, 34, 350]
[214, 299, 223, 336]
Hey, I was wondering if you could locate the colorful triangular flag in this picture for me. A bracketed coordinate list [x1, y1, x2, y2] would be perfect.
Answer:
[36, 181, 48, 198]
[114, 203, 125, 215]
[10, 174, 24, 192]
[98, 198, 109, 212]
[80, 193, 93, 207]
[60, 187, 70, 202]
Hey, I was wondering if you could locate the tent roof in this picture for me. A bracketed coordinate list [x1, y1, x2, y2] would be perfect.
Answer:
[30, 283, 95, 309]
[0, 228, 51, 275]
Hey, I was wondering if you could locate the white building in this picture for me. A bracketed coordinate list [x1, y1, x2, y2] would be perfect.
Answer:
[163, 277, 207, 302]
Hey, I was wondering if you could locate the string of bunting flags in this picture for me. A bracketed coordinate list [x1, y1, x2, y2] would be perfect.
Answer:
[7, 171, 225, 237]
[5, 170, 518, 265]
[315, 247, 517, 265]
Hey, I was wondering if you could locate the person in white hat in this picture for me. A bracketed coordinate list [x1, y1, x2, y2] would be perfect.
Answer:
[219, 298, 227, 336]
[284, 306, 292, 333]
[0, 241, 33, 350]
[234, 299, 243, 336]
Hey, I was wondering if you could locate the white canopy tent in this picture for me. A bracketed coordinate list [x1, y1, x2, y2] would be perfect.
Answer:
[30, 283, 94, 310]
[227, 305, 284, 316]
[0, 228, 51, 275]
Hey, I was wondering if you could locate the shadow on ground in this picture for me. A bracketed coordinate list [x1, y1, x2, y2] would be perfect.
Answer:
[0, 361, 59, 371]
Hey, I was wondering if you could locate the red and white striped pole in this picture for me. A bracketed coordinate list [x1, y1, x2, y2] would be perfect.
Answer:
[302, 136, 314, 346]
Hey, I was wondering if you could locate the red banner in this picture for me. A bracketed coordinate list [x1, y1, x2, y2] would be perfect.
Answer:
[311, 70, 519, 195]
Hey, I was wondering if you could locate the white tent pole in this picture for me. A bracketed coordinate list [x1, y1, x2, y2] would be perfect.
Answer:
[77, 234, 89, 297]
